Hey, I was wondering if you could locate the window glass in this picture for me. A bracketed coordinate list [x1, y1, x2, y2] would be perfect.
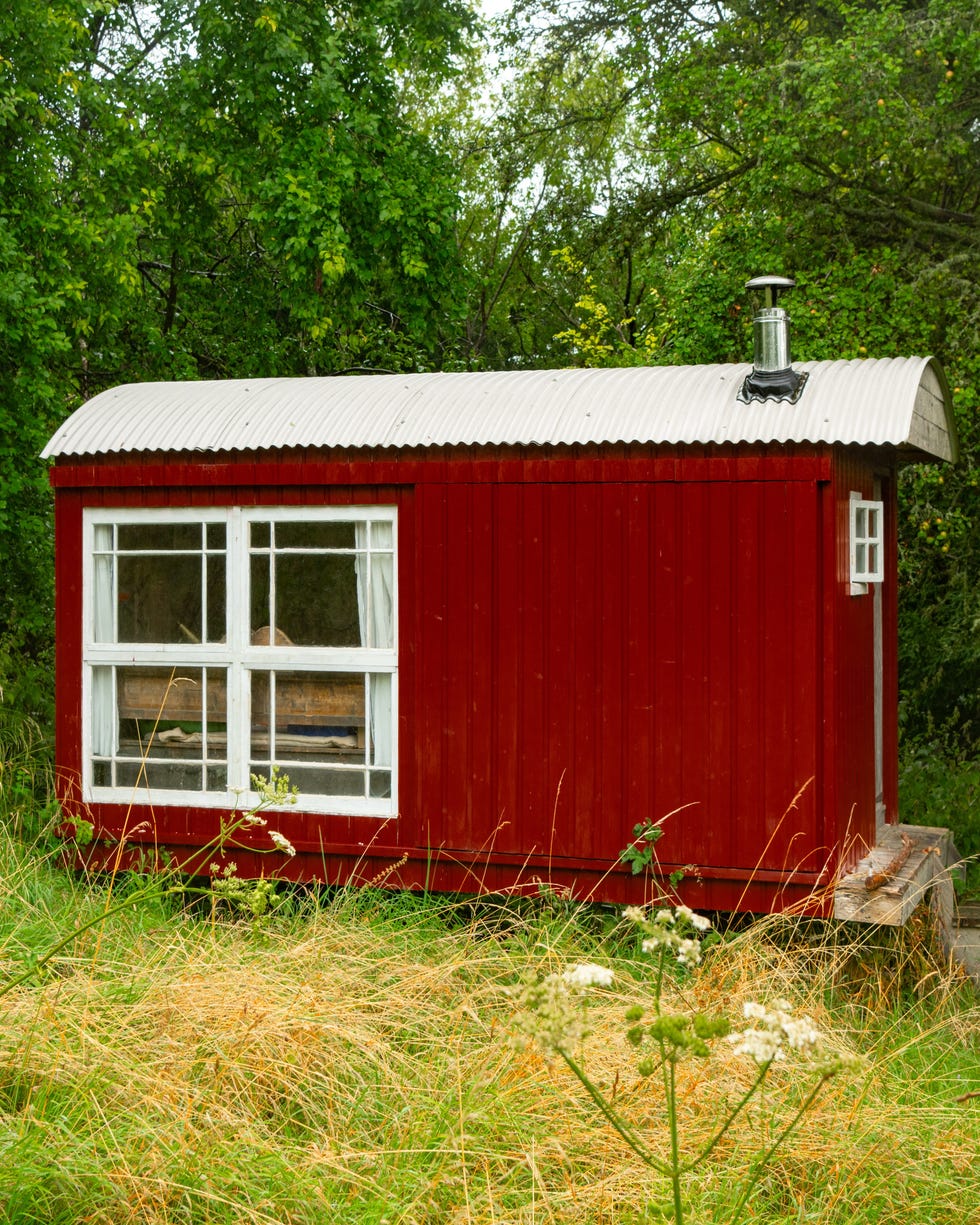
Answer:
[250, 669, 376, 798]
[118, 554, 205, 643]
[273, 553, 360, 646]
[91, 664, 227, 792]
[276, 521, 356, 550]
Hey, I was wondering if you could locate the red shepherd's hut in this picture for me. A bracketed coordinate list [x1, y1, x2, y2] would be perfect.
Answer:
[43, 281, 958, 912]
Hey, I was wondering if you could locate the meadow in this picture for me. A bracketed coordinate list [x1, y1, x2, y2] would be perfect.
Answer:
[1, 717, 978, 1225]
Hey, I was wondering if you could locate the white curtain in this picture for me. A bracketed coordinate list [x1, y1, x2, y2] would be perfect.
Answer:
[354, 520, 394, 767]
[92, 527, 116, 758]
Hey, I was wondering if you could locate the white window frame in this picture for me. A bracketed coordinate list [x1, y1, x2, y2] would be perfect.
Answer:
[849, 492, 884, 596]
[82, 505, 397, 816]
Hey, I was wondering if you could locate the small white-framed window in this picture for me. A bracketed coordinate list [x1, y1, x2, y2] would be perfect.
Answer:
[849, 492, 884, 595]
[82, 506, 397, 816]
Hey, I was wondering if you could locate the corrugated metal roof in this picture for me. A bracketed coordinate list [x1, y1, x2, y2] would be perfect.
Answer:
[41, 357, 957, 462]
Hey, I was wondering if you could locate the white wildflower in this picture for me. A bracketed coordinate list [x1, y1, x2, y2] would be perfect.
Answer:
[675, 938, 702, 968]
[513, 973, 589, 1055]
[728, 1027, 785, 1064]
[269, 830, 296, 857]
[642, 933, 671, 954]
[654, 908, 676, 925]
[729, 1000, 823, 1065]
[689, 912, 712, 932]
[563, 963, 614, 989]
[623, 906, 646, 923]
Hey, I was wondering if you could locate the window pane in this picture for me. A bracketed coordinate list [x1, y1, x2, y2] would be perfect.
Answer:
[370, 555, 395, 649]
[116, 665, 226, 733]
[372, 520, 393, 550]
[206, 523, 226, 550]
[116, 760, 206, 791]
[118, 523, 201, 551]
[369, 770, 392, 799]
[251, 670, 366, 761]
[205, 555, 226, 644]
[251, 765, 366, 797]
[250, 554, 272, 638]
[370, 673, 392, 765]
[118, 555, 203, 643]
[855, 507, 866, 539]
[251, 521, 271, 549]
[277, 521, 356, 550]
[855, 543, 866, 575]
[274, 554, 361, 647]
[92, 666, 115, 755]
[102, 666, 227, 793]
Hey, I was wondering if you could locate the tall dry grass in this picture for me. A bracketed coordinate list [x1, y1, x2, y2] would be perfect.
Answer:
[1, 862, 978, 1225]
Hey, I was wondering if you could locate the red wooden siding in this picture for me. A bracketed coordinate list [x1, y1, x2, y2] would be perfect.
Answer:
[51, 440, 895, 911]
[411, 478, 824, 889]
[822, 451, 900, 871]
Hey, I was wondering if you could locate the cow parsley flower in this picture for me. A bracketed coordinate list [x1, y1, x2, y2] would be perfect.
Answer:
[636, 905, 712, 967]
[269, 830, 296, 857]
[562, 963, 615, 989]
[728, 1000, 823, 1064]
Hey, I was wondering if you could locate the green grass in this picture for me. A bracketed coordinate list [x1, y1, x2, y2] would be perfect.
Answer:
[1, 720, 978, 1223]
[900, 736, 980, 898]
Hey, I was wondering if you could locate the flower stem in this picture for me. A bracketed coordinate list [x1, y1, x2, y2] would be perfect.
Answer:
[561, 1052, 669, 1176]
[727, 1074, 832, 1224]
[665, 1049, 684, 1225]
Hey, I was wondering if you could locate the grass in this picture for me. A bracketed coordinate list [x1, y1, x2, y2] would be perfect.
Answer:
[1, 719, 978, 1223]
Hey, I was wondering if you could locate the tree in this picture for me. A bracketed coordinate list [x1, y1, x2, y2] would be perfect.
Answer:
[0, 0, 478, 722]
[460, 0, 979, 746]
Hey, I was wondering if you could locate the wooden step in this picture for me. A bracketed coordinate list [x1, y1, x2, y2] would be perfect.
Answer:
[834, 823, 961, 927]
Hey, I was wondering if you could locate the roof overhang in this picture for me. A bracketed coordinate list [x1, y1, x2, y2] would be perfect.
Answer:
[42, 357, 958, 464]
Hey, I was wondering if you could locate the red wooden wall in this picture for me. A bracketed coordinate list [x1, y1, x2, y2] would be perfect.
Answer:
[51, 441, 896, 912]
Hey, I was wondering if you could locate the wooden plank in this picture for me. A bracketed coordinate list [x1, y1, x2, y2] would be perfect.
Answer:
[492, 485, 522, 846]
[834, 824, 959, 925]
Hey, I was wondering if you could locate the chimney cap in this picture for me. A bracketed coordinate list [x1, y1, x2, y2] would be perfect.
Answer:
[745, 275, 796, 309]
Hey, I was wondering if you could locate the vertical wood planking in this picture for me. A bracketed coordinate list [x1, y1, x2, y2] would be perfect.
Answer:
[443, 482, 475, 846]
[625, 485, 654, 830]
[731, 483, 765, 870]
[543, 483, 576, 856]
[415, 484, 450, 850]
[677, 481, 710, 862]
[470, 482, 495, 845]
[597, 482, 627, 856]
[704, 480, 734, 870]
[651, 481, 681, 833]
[492, 485, 522, 847]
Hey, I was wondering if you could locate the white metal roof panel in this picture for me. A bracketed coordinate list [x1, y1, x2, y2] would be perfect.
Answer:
[41, 357, 957, 462]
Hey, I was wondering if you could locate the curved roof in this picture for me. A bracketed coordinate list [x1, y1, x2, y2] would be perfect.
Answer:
[42, 356, 957, 462]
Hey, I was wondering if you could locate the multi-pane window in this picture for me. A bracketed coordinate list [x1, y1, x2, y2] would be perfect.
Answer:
[849, 493, 884, 594]
[84, 507, 396, 815]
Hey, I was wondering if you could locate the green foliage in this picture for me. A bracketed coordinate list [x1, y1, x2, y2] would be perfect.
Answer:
[619, 818, 666, 876]
[0, 0, 479, 726]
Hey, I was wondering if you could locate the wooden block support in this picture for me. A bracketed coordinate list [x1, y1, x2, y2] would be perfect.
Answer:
[834, 823, 962, 937]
